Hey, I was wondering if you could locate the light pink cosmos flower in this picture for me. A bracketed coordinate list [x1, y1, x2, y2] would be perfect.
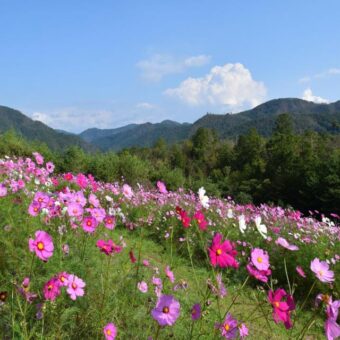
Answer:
[250, 248, 270, 271]
[33, 152, 44, 165]
[157, 180, 168, 194]
[0, 184, 7, 197]
[310, 258, 335, 283]
[29, 231, 54, 261]
[165, 266, 175, 283]
[66, 275, 86, 300]
[239, 323, 249, 338]
[122, 184, 133, 199]
[275, 237, 299, 251]
[103, 323, 117, 340]
[46, 162, 55, 173]
[104, 215, 116, 230]
[137, 281, 148, 293]
[82, 216, 98, 233]
[296, 266, 306, 278]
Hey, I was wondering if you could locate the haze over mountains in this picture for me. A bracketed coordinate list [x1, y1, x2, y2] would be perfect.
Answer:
[1, 98, 340, 151]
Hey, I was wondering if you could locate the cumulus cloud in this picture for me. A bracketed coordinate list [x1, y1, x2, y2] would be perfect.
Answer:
[136, 54, 211, 82]
[164, 63, 266, 110]
[302, 88, 330, 104]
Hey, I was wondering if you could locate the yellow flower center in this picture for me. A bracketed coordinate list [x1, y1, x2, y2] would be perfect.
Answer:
[224, 323, 230, 331]
[72, 283, 77, 289]
[47, 284, 53, 291]
[37, 242, 44, 250]
[318, 270, 323, 277]
[257, 257, 263, 263]
[87, 220, 92, 226]
[322, 294, 330, 304]
[163, 306, 169, 313]
[34, 207, 38, 212]
[274, 301, 280, 308]
[216, 249, 222, 256]
[106, 329, 111, 335]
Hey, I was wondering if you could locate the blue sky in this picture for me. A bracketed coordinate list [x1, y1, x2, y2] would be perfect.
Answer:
[0, 0, 340, 132]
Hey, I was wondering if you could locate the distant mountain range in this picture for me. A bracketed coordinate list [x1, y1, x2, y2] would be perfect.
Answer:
[1, 98, 340, 151]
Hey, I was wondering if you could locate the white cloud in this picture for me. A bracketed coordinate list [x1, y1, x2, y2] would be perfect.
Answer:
[302, 88, 329, 104]
[136, 54, 211, 82]
[164, 63, 267, 110]
[299, 68, 340, 83]
[135, 102, 156, 110]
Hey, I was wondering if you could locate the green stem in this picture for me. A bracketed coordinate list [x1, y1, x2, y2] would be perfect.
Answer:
[154, 324, 161, 340]
[284, 257, 292, 295]
[222, 275, 249, 319]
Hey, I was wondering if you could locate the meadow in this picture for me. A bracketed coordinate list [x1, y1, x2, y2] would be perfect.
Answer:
[0, 152, 339, 339]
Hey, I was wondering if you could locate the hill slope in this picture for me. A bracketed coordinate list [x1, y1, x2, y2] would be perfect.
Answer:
[0, 106, 95, 151]
[80, 98, 340, 150]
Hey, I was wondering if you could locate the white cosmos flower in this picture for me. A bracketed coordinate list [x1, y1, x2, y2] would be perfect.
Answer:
[227, 208, 234, 218]
[198, 187, 209, 209]
[254, 215, 267, 239]
[238, 214, 247, 233]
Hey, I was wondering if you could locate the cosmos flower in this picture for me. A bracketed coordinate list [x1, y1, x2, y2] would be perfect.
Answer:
[29, 230, 54, 261]
[238, 215, 247, 234]
[218, 313, 238, 339]
[209, 233, 238, 269]
[137, 281, 148, 293]
[198, 187, 209, 209]
[296, 266, 306, 278]
[151, 295, 180, 326]
[250, 248, 270, 271]
[268, 289, 295, 329]
[254, 216, 267, 239]
[310, 258, 335, 283]
[66, 275, 86, 300]
[43, 277, 61, 301]
[275, 237, 299, 251]
[103, 323, 117, 340]
[191, 303, 201, 320]
[157, 180, 168, 194]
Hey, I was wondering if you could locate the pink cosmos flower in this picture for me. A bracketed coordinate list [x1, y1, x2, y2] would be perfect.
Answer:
[310, 258, 335, 283]
[103, 323, 117, 340]
[219, 313, 238, 339]
[250, 248, 270, 271]
[66, 275, 85, 300]
[29, 230, 54, 261]
[0, 184, 7, 197]
[82, 216, 98, 233]
[165, 266, 175, 283]
[268, 289, 295, 329]
[151, 295, 180, 326]
[43, 277, 61, 301]
[67, 203, 84, 218]
[46, 162, 55, 173]
[209, 233, 238, 269]
[246, 263, 271, 283]
[96, 240, 122, 255]
[33, 152, 44, 165]
[239, 323, 249, 338]
[177, 208, 191, 228]
[122, 184, 133, 199]
[57, 272, 69, 286]
[157, 180, 168, 194]
[191, 303, 201, 320]
[137, 281, 148, 293]
[193, 210, 208, 231]
[275, 237, 299, 251]
[325, 299, 340, 340]
[143, 259, 150, 267]
[296, 266, 306, 278]
[64, 173, 73, 181]
[104, 215, 116, 230]
[28, 201, 41, 216]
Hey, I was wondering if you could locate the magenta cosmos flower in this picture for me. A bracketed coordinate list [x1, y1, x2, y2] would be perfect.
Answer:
[219, 313, 238, 339]
[209, 233, 238, 269]
[191, 303, 201, 320]
[29, 230, 54, 261]
[151, 294, 180, 326]
[43, 277, 61, 301]
[193, 210, 208, 231]
[66, 275, 86, 300]
[268, 289, 295, 329]
[325, 299, 340, 340]
[103, 323, 117, 340]
[310, 258, 335, 283]
[96, 239, 122, 255]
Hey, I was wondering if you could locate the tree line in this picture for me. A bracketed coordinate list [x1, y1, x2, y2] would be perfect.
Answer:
[0, 114, 339, 216]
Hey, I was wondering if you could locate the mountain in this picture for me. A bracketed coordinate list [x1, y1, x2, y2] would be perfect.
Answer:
[0, 106, 95, 151]
[82, 120, 191, 151]
[79, 98, 340, 150]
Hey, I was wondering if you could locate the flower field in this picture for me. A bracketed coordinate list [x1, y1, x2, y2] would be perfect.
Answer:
[0, 153, 339, 339]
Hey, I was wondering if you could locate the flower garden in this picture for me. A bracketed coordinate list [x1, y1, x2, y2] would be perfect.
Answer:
[0, 153, 339, 339]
